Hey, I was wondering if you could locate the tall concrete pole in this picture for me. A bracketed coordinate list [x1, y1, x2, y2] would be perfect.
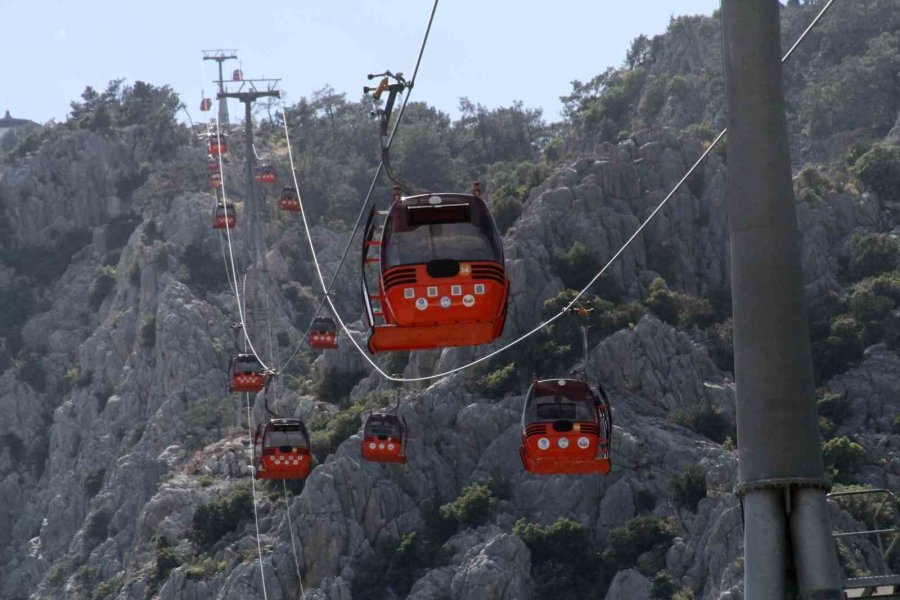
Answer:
[216, 61, 230, 126]
[721, 1, 843, 598]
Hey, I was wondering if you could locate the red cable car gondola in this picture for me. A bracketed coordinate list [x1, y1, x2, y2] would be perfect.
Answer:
[213, 202, 237, 230]
[208, 134, 228, 156]
[232, 69, 243, 81]
[361, 412, 408, 463]
[209, 173, 222, 189]
[253, 418, 311, 480]
[207, 155, 220, 174]
[229, 353, 266, 393]
[307, 316, 338, 349]
[200, 97, 212, 112]
[519, 378, 612, 476]
[279, 187, 300, 212]
[361, 184, 509, 353]
[255, 164, 276, 185]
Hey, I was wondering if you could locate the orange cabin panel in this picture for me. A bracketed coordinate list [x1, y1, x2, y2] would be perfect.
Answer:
[212, 208, 236, 230]
[280, 197, 301, 212]
[361, 436, 406, 463]
[519, 423, 610, 475]
[255, 447, 311, 480]
[308, 330, 338, 349]
[208, 140, 227, 156]
[230, 372, 264, 393]
[368, 262, 508, 353]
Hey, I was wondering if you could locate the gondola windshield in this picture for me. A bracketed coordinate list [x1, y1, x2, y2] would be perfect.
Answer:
[382, 198, 503, 269]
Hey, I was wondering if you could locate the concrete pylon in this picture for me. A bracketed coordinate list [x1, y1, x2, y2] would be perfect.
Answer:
[721, 1, 843, 598]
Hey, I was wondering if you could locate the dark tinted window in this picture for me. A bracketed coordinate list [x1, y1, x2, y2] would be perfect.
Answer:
[368, 421, 401, 437]
[265, 429, 308, 448]
[382, 196, 503, 269]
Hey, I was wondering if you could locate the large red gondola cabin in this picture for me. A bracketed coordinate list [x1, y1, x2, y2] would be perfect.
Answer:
[212, 202, 236, 230]
[253, 418, 311, 480]
[255, 164, 276, 185]
[307, 316, 338, 349]
[208, 134, 228, 156]
[229, 353, 266, 393]
[361, 412, 407, 464]
[362, 188, 509, 353]
[279, 187, 300, 212]
[519, 379, 612, 475]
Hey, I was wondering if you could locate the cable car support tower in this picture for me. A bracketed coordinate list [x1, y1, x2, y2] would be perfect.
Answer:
[203, 49, 238, 126]
[218, 78, 281, 400]
[721, 1, 842, 598]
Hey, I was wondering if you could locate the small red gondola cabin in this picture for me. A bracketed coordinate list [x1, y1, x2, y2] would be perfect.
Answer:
[200, 97, 212, 112]
[207, 155, 220, 174]
[255, 164, 276, 185]
[253, 418, 311, 480]
[208, 134, 228, 156]
[229, 353, 266, 393]
[212, 202, 237, 230]
[519, 378, 612, 475]
[307, 316, 338, 349]
[361, 412, 408, 463]
[209, 173, 222, 189]
[232, 69, 243, 81]
[279, 187, 300, 212]
[361, 185, 509, 353]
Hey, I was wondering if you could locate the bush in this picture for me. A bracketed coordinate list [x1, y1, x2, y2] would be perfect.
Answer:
[184, 396, 231, 450]
[603, 516, 675, 571]
[812, 315, 865, 383]
[439, 483, 496, 530]
[491, 193, 523, 234]
[351, 531, 447, 599]
[644, 278, 713, 328]
[478, 363, 518, 398]
[554, 241, 595, 290]
[850, 233, 899, 281]
[708, 320, 734, 372]
[514, 517, 606, 600]
[310, 410, 361, 463]
[817, 391, 851, 425]
[141, 317, 156, 349]
[151, 539, 180, 587]
[823, 436, 866, 483]
[179, 241, 225, 294]
[84, 508, 112, 544]
[184, 556, 226, 581]
[670, 406, 733, 444]
[192, 482, 253, 548]
[852, 143, 900, 198]
[84, 469, 105, 498]
[88, 266, 117, 309]
[315, 368, 366, 402]
[669, 466, 707, 512]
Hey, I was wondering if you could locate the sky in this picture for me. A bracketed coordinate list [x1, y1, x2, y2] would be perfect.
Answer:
[2, 0, 720, 125]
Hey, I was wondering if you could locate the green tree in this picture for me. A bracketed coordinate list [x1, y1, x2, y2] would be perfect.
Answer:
[850, 233, 899, 280]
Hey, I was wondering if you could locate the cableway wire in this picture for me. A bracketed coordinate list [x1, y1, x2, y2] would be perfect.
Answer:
[246, 396, 271, 600]
[277, 0, 836, 384]
[283, 479, 306, 598]
[277, 0, 441, 375]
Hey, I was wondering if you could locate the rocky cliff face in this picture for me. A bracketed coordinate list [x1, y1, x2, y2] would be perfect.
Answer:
[1, 5, 899, 600]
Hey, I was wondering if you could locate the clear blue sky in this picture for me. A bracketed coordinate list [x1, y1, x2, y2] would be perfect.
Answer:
[2, 0, 720, 125]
